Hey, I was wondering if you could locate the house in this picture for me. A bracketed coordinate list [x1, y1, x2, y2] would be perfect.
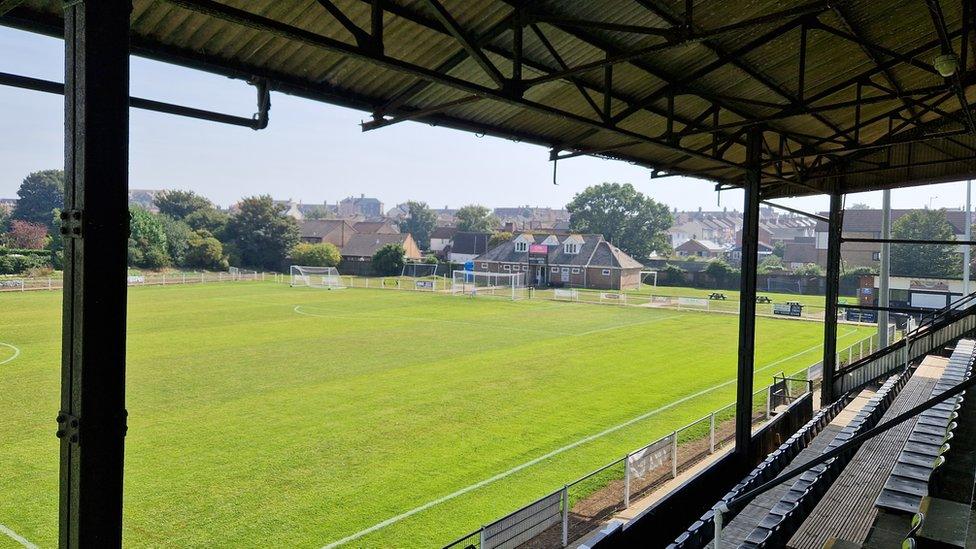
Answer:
[129, 189, 161, 212]
[674, 239, 725, 258]
[339, 233, 422, 262]
[353, 220, 399, 234]
[0, 198, 17, 214]
[429, 226, 457, 253]
[338, 194, 384, 218]
[783, 237, 819, 269]
[298, 219, 356, 247]
[474, 233, 644, 290]
[447, 231, 491, 263]
[813, 208, 971, 269]
[728, 241, 774, 265]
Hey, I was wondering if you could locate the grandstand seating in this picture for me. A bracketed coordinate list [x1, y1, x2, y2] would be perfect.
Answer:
[875, 340, 974, 514]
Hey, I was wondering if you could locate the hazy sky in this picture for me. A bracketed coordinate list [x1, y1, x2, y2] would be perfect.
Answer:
[1, 26, 973, 215]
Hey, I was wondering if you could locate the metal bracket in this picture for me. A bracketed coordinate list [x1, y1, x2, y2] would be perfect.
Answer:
[56, 412, 81, 445]
[59, 209, 83, 238]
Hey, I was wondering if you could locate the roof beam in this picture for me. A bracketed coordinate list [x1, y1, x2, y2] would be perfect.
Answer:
[525, 13, 676, 38]
[315, 0, 372, 49]
[923, 0, 976, 133]
[521, 0, 841, 87]
[421, 0, 506, 88]
[160, 0, 746, 173]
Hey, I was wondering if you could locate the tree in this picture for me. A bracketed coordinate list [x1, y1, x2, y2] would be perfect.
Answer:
[488, 231, 513, 248]
[398, 201, 437, 249]
[772, 241, 786, 258]
[757, 255, 785, 274]
[705, 259, 737, 280]
[372, 243, 405, 275]
[849, 203, 872, 210]
[12, 169, 64, 229]
[566, 182, 673, 259]
[455, 204, 498, 233]
[890, 209, 961, 277]
[224, 195, 300, 270]
[185, 231, 228, 270]
[290, 242, 341, 267]
[793, 263, 825, 276]
[184, 208, 230, 239]
[159, 215, 194, 266]
[128, 207, 170, 268]
[6, 220, 48, 249]
[154, 190, 213, 219]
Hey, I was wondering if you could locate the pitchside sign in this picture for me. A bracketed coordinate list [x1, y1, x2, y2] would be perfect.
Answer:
[773, 302, 803, 317]
[628, 437, 671, 478]
[415, 280, 434, 290]
[528, 243, 548, 265]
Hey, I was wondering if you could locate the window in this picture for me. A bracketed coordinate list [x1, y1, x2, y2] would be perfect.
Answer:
[480, 263, 488, 269]
[521, 265, 528, 271]
[515, 241, 528, 252]
[602, 269, 611, 276]
[571, 268, 580, 274]
[564, 243, 579, 254]
[551, 266, 558, 273]
[872, 251, 881, 261]
[561, 267, 569, 274]
[503, 264, 511, 271]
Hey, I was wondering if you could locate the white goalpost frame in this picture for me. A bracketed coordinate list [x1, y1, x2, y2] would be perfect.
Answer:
[640, 270, 658, 288]
[401, 261, 439, 279]
[451, 270, 526, 300]
[290, 265, 344, 289]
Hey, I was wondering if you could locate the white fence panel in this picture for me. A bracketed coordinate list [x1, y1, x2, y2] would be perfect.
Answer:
[481, 490, 563, 549]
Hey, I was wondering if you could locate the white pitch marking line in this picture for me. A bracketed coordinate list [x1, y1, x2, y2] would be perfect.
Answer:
[321, 327, 861, 548]
[0, 524, 38, 549]
[0, 342, 20, 366]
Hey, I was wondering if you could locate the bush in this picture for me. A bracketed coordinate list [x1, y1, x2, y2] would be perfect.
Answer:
[290, 242, 341, 267]
[0, 253, 50, 274]
[372, 243, 406, 275]
[185, 232, 228, 271]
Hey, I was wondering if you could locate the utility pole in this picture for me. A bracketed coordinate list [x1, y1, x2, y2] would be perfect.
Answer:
[878, 190, 891, 347]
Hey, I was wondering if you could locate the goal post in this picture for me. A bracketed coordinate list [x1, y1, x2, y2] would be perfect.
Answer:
[401, 261, 439, 278]
[640, 270, 658, 288]
[290, 265, 344, 289]
[451, 270, 526, 300]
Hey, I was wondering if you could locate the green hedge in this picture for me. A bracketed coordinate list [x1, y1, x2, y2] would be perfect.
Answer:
[0, 248, 51, 258]
[0, 250, 53, 274]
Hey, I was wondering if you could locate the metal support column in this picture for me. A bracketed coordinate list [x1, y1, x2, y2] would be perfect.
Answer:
[59, 2, 131, 547]
[878, 189, 891, 347]
[734, 126, 763, 461]
[821, 193, 844, 404]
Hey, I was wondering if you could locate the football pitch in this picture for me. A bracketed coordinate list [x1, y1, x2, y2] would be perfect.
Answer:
[0, 281, 875, 548]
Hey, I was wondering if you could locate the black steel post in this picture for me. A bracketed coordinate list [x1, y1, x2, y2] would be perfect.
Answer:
[734, 126, 763, 461]
[59, 2, 130, 548]
[821, 193, 843, 404]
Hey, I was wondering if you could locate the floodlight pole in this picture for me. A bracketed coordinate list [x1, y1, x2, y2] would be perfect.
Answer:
[821, 192, 844, 404]
[59, 2, 131, 547]
[734, 126, 763, 463]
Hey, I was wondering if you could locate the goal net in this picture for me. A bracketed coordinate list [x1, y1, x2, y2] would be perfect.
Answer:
[290, 265, 344, 289]
[451, 270, 526, 300]
[402, 262, 439, 278]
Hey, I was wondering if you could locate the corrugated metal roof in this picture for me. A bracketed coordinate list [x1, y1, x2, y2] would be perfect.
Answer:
[4, 0, 975, 198]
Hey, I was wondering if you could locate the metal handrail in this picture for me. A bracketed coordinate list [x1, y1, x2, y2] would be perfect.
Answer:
[713, 373, 976, 547]
[835, 291, 976, 380]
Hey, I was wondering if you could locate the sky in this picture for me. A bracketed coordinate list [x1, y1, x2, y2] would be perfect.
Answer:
[1, 26, 974, 215]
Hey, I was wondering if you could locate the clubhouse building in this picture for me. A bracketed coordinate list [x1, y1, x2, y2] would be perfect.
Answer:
[474, 233, 644, 290]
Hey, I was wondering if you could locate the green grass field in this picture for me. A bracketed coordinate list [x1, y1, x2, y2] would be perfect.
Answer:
[0, 281, 875, 548]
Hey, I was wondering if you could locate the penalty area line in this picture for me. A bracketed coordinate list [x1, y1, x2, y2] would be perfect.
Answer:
[320, 329, 857, 548]
[0, 342, 20, 366]
[0, 524, 38, 549]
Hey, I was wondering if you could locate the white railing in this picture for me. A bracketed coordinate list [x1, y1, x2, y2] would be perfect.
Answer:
[0, 270, 269, 292]
[442, 335, 872, 549]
